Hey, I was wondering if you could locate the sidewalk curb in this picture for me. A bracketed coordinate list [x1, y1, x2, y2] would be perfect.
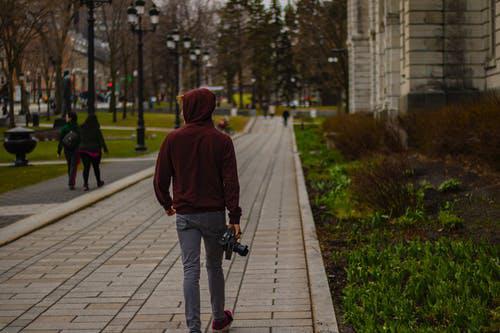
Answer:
[291, 125, 340, 333]
[0, 166, 155, 247]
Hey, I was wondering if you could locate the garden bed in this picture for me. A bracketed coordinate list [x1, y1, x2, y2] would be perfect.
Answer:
[294, 125, 499, 332]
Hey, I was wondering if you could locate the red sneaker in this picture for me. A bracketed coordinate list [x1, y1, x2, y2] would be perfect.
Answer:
[212, 310, 233, 332]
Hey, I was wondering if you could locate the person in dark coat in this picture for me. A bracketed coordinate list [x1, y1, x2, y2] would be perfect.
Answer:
[57, 112, 80, 190]
[79, 114, 108, 191]
[282, 109, 290, 127]
[154, 88, 241, 333]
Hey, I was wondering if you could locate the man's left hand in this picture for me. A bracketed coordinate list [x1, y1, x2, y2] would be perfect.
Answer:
[166, 207, 176, 216]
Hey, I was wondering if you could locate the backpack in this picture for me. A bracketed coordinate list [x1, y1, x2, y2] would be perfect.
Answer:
[62, 130, 79, 150]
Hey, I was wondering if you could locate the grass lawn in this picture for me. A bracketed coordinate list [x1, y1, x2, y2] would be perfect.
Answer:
[38, 112, 249, 132]
[0, 164, 68, 195]
[0, 129, 167, 163]
[294, 125, 499, 332]
[1, 113, 249, 163]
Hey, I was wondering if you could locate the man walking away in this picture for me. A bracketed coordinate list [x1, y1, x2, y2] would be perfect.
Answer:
[282, 109, 290, 127]
[154, 88, 241, 333]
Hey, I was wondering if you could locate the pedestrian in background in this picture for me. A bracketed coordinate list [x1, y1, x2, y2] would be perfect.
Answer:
[79, 114, 108, 191]
[282, 109, 290, 127]
[57, 111, 80, 190]
[269, 104, 276, 118]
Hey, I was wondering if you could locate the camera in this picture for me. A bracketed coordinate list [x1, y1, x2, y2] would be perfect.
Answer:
[219, 229, 249, 260]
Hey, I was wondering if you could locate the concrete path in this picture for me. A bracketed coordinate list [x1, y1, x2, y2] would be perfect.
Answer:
[0, 118, 335, 332]
[0, 157, 157, 229]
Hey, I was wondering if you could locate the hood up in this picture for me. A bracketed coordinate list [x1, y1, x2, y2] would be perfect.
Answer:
[182, 88, 216, 125]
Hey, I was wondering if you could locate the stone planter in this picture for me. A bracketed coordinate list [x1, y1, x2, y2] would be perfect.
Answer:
[3, 127, 38, 166]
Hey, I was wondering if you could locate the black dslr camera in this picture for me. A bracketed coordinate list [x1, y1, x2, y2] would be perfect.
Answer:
[219, 229, 249, 260]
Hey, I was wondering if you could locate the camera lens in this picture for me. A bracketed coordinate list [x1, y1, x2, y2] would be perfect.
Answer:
[233, 243, 249, 256]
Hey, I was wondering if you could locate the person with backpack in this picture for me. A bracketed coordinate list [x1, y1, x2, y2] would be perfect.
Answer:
[79, 114, 108, 191]
[57, 112, 80, 190]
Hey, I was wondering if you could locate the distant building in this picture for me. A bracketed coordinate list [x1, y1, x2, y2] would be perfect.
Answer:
[347, 0, 500, 114]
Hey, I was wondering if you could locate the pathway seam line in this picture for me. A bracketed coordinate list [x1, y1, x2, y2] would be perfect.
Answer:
[291, 123, 340, 333]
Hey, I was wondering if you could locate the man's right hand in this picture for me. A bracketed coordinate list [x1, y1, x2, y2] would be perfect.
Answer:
[229, 224, 242, 240]
[166, 207, 176, 216]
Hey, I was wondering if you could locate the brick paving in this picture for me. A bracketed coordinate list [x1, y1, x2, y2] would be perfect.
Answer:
[0, 118, 326, 332]
[0, 159, 155, 206]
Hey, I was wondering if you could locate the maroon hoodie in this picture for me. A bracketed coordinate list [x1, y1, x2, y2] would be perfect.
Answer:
[153, 88, 242, 224]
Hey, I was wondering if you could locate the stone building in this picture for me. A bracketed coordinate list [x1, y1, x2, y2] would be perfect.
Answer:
[347, 0, 500, 114]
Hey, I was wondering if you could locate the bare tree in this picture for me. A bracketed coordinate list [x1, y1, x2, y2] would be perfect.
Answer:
[0, 0, 46, 127]
[37, 0, 79, 116]
[99, 0, 129, 122]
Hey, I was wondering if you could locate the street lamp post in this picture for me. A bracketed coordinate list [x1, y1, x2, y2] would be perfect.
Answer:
[329, 48, 349, 113]
[127, 0, 160, 151]
[80, 0, 112, 115]
[202, 51, 210, 86]
[251, 78, 256, 109]
[189, 45, 202, 88]
[37, 71, 42, 114]
[167, 30, 191, 129]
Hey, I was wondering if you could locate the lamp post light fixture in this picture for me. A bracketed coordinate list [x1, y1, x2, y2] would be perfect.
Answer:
[166, 30, 192, 129]
[127, 0, 160, 151]
[80, 0, 112, 115]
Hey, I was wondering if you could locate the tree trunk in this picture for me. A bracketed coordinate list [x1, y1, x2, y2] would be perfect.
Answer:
[7, 69, 15, 128]
[169, 81, 175, 113]
[226, 72, 234, 106]
[44, 74, 51, 120]
[110, 64, 117, 123]
[122, 54, 129, 120]
[238, 66, 243, 109]
[55, 62, 62, 115]
[122, 76, 128, 120]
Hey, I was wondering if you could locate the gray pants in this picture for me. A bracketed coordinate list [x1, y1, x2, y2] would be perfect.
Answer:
[176, 211, 227, 333]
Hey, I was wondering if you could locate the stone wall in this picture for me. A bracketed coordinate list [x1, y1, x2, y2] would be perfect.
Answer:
[347, 0, 500, 113]
[347, 0, 371, 112]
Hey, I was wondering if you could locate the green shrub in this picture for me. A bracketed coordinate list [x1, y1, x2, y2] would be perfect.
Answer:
[396, 207, 426, 226]
[350, 155, 417, 217]
[438, 210, 464, 229]
[438, 178, 462, 192]
[343, 239, 499, 332]
[322, 113, 404, 160]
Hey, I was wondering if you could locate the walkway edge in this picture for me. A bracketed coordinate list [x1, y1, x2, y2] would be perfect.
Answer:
[292, 126, 340, 333]
[232, 116, 256, 141]
[0, 166, 155, 247]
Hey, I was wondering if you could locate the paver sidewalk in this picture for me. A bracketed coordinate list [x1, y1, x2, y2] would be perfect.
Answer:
[0, 156, 157, 229]
[0, 118, 336, 332]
